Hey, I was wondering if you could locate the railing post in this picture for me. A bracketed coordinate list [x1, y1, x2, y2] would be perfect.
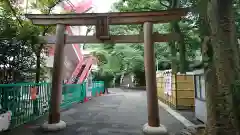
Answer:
[42, 24, 66, 131]
[142, 22, 168, 135]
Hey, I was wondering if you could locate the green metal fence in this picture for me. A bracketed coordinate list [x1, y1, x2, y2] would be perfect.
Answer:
[0, 83, 51, 128]
[0, 81, 103, 129]
[61, 82, 86, 109]
[92, 81, 104, 96]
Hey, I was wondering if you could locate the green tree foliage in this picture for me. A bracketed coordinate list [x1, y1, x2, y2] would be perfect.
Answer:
[112, 0, 202, 73]
[0, 2, 40, 82]
[90, 0, 203, 85]
[28, 0, 64, 83]
[2, 0, 71, 83]
[234, 0, 240, 38]
[85, 42, 144, 86]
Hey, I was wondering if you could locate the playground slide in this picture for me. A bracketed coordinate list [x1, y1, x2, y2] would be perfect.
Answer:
[78, 57, 93, 84]
[63, 0, 94, 84]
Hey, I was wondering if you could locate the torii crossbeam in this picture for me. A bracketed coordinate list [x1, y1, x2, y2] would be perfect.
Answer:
[25, 8, 188, 134]
[26, 8, 187, 25]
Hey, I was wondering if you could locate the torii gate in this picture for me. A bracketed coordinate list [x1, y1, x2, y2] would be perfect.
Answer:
[25, 8, 188, 134]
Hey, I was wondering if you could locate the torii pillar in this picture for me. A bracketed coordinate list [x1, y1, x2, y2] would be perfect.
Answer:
[142, 22, 168, 135]
[42, 24, 67, 131]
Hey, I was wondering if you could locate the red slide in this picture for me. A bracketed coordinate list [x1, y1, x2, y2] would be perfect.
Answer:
[64, 0, 94, 84]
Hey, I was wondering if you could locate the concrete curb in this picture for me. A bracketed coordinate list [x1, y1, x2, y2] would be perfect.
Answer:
[158, 100, 195, 127]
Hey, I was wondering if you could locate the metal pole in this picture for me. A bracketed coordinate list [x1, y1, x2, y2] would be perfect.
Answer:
[48, 24, 66, 124]
[143, 22, 160, 127]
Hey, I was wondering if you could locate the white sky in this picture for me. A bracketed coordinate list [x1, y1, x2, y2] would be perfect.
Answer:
[93, 0, 118, 12]
[68, 0, 118, 13]
[21, 0, 119, 14]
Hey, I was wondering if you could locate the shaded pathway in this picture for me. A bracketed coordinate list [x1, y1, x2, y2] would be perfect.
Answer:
[3, 88, 184, 135]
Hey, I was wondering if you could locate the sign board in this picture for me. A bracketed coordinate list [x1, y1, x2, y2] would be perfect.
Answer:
[163, 70, 172, 96]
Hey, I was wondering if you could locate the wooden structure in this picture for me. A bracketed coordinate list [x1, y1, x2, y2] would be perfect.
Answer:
[157, 70, 195, 110]
[25, 8, 188, 129]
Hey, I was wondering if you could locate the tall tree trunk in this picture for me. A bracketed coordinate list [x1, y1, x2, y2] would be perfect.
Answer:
[203, 36, 218, 135]
[196, 0, 219, 134]
[169, 0, 187, 73]
[33, 50, 41, 115]
[170, 41, 177, 73]
[33, 43, 44, 116]
[36, 50, 41, 83]
[205, 63, 217, 135]
[172, 21, 186, 73]
[207, 0, 240, 134]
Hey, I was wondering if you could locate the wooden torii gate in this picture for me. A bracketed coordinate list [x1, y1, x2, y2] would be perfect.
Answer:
[26, 8, 188, 134]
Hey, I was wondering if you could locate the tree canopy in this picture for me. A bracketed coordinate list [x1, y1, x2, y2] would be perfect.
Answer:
[88, 0, 204, 86]
[0, 2, 40, 82]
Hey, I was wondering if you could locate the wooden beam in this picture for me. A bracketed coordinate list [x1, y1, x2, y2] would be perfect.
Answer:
[25, 8, 189, 25]
[41, 33, 180, 44]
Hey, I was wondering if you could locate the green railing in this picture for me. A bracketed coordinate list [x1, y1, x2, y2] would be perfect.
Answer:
[92, 81, 104, 96]
[0, 81, 104, 129]
[0, 83, 51, 128]
[61, 82, 86, 109]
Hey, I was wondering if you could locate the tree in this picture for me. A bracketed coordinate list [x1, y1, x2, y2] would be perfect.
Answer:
[0, 1, 40, 82]
[85, 0, 203, 86]
[206, 0, 240, 134]
[85, 41, 144, 86]
[187, 0, 240, 134]
[109, 0, 202, 87]
[1, 0, 57, 82]
[0, 2, 42, 113]
[112, 0, 201, 73]
[29, 0, 66, 83]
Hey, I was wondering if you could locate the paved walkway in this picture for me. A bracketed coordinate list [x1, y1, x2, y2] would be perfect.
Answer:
[3, 88, 185, 135]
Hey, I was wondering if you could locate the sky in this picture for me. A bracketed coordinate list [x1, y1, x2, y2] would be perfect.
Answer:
[20, 0, 119, 14]
[93, 0, 118, 12]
